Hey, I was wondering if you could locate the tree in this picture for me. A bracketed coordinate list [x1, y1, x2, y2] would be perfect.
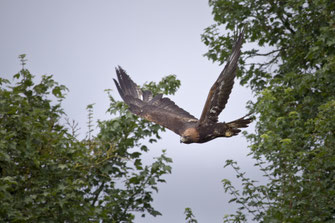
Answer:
[202, 0, 335, 222]
[0, 56, 178, 222]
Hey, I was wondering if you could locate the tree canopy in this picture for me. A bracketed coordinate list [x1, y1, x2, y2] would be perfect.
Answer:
[0, 57, 179, 222]
[202, 0, 335, 222]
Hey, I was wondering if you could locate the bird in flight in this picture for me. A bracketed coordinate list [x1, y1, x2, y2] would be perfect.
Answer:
[113, 31, 252, 144]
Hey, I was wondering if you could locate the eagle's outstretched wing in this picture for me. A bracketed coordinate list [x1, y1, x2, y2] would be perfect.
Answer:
[199, 30, 244, 125]
[113, 66, 198, 135]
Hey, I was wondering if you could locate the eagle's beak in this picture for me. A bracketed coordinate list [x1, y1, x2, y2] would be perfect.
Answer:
[180, 136, 186, 144]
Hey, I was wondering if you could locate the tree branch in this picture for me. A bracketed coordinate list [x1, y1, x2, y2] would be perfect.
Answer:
[92, 181, 105, 206]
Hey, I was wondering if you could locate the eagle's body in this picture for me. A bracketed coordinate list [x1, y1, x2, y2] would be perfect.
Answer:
[113, 30, 252, 144]
[180, 119, 250, 144]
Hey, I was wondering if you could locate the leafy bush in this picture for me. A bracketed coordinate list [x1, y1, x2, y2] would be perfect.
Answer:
[0, 57, 177, 222]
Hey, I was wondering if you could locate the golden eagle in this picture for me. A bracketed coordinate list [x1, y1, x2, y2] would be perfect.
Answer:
[113, 31, 252, 144]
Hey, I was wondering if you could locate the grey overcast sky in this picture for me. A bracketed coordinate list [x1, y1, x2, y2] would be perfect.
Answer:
[0, 1, 262, 222]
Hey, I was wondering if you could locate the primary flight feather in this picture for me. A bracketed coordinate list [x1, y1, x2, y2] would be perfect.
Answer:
[113, 30, 252, 144]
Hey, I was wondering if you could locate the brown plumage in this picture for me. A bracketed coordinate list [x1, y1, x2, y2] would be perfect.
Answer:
[113, 30, 252, 144]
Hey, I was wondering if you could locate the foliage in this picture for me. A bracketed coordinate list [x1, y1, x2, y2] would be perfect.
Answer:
[184, 207, 198, 223]
[142, 74, 181, 96]
[0, 57, 177, 222]
[202, 0, 335, 222]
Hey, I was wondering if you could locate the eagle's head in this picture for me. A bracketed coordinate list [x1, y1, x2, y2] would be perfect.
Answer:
[180, 127, 199, 144]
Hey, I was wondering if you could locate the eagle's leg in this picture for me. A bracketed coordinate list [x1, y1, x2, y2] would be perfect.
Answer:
[224, 114, 253, 137]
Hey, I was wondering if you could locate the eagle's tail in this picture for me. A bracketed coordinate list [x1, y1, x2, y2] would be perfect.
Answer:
[225, 113, 253, 137]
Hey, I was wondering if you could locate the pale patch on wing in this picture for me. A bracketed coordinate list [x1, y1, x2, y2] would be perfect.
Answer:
[187, 118, 198, 122]
[136, 87, 143, 101]
[143, 114, 155, 122]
